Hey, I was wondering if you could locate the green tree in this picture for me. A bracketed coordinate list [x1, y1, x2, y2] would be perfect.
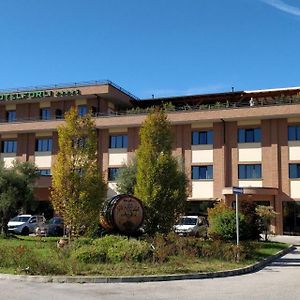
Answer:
[256, 205, 278, 241]
[240, 201, 261, 240]
[134, 109, 187, 235]
[51, 107, 106, 237]
[116, 157, 137, 195]
[0, 160, 39, 236]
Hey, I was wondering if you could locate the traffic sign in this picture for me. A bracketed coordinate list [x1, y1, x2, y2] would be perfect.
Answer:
[233, 187, 244, 195]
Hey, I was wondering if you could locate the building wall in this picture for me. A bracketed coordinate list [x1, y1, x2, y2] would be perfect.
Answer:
[0, 85, 300, 234]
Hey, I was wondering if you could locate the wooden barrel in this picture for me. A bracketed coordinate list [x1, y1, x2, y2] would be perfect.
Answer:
[100, 194, 144, 234]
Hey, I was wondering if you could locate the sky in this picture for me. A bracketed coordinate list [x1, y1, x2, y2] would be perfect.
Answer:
[0, 0, 300, 99]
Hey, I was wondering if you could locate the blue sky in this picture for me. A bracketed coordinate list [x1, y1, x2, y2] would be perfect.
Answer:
[0, 0, 299, 98]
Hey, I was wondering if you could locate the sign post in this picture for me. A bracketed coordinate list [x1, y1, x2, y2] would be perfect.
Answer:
[232, 187, 244, 249]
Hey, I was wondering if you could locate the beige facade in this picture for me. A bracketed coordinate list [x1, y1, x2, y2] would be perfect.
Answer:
[0, 81, 300, 234]
[1, 154, 17, 168]
[108, 149, 128, 166]
[191, 145, 214, 163]
[238, 143, 262, 162]
[191, 181, 214, 199]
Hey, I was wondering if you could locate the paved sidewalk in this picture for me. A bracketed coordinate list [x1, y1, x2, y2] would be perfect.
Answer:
[268, 235, 300, 245]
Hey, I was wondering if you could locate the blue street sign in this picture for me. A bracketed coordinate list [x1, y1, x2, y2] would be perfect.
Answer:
[233, 187, 244, 195]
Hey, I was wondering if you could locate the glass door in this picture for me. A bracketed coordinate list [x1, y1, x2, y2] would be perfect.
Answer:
[283, 202, 300, 235]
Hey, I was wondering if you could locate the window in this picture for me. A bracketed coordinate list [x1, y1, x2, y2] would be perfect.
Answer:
[238, 128, 261, 143]
[37, 169, 51, 176]
[108, 167, 121, 181]
[78, 105, 88, 117]
[72, 137, 87, 148]
[288, 126, 300, 141]
[191, 166, 213, 180]
[238, 164, 262, 179]
[29, 217, 37, 224]
[6, 111, 16, 122]
[192, 130, 213, 145]
[253, 201, 271, 207]
[40, 108, 51, 120]
[35, 138, 52, 152]
[289, 164, 300, 179]
[91, 106, 97, 115]
[55, 109, 63, 119]
[1, 140, 17, 153]
[109, 135, 128, 148]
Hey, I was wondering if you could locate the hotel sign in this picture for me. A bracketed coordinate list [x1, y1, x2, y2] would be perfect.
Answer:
[0, 89, 81, 101]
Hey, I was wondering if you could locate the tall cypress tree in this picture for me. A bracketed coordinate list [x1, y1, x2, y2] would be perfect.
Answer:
[51, 107, 106, 236]
[135, 109, 187, 234]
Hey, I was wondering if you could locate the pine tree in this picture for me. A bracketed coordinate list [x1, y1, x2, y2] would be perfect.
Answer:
[51, 107, 106, 236]
[134, 109, 187, 234]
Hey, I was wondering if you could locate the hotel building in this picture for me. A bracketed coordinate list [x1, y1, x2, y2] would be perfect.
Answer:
[0, 80, 300, 235]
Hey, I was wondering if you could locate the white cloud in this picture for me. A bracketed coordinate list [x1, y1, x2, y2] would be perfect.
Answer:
[262, 0, 300, 16]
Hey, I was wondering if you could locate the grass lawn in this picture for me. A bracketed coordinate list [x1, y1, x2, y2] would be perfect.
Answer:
[0, 235, 289, 276]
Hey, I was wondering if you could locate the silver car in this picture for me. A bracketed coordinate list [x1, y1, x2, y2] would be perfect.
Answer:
[7, 214, 46, 235]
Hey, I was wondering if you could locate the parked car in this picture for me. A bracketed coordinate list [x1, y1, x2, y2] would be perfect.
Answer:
[36, 217, 64, 237]
[7, 214, 46, 235]
[174, 215, 208, 237]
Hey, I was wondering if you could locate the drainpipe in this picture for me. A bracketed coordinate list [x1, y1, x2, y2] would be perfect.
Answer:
[221, 119, 226, 144]
[221, 118, 227, 188]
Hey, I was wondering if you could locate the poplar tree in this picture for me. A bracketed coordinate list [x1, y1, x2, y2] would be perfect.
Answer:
[135, 109, 187, 234]
[51, 107, 106, 237]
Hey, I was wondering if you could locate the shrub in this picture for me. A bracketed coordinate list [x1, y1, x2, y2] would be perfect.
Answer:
[71, 235, 151, 264]
[107, 238, 151, 263]
[151, 234, 173, 263]
[71, 235, 125, 263]
[151, 233, 201, 262]
[256, 206, 278, 241]
[71, 244, 107, 263]
[150, 233, 257, 263]
[208, 202, 248, 241]
[200, 240, 255, 261]
[71, 238, 93, 249]
[92, 235, 125, 251]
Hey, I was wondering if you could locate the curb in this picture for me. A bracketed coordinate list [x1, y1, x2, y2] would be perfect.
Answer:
[0, 244, 295, 284]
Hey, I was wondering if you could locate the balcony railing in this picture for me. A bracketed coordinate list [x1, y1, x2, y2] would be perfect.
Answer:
[0, 96, 299, 125]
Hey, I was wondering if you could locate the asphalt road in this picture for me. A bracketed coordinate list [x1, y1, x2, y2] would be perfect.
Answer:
[1, 247, 300, 300]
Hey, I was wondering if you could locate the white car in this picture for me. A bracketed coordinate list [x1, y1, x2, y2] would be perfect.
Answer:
[174, 215, 207, 237]
[8, 214, 46, 235]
